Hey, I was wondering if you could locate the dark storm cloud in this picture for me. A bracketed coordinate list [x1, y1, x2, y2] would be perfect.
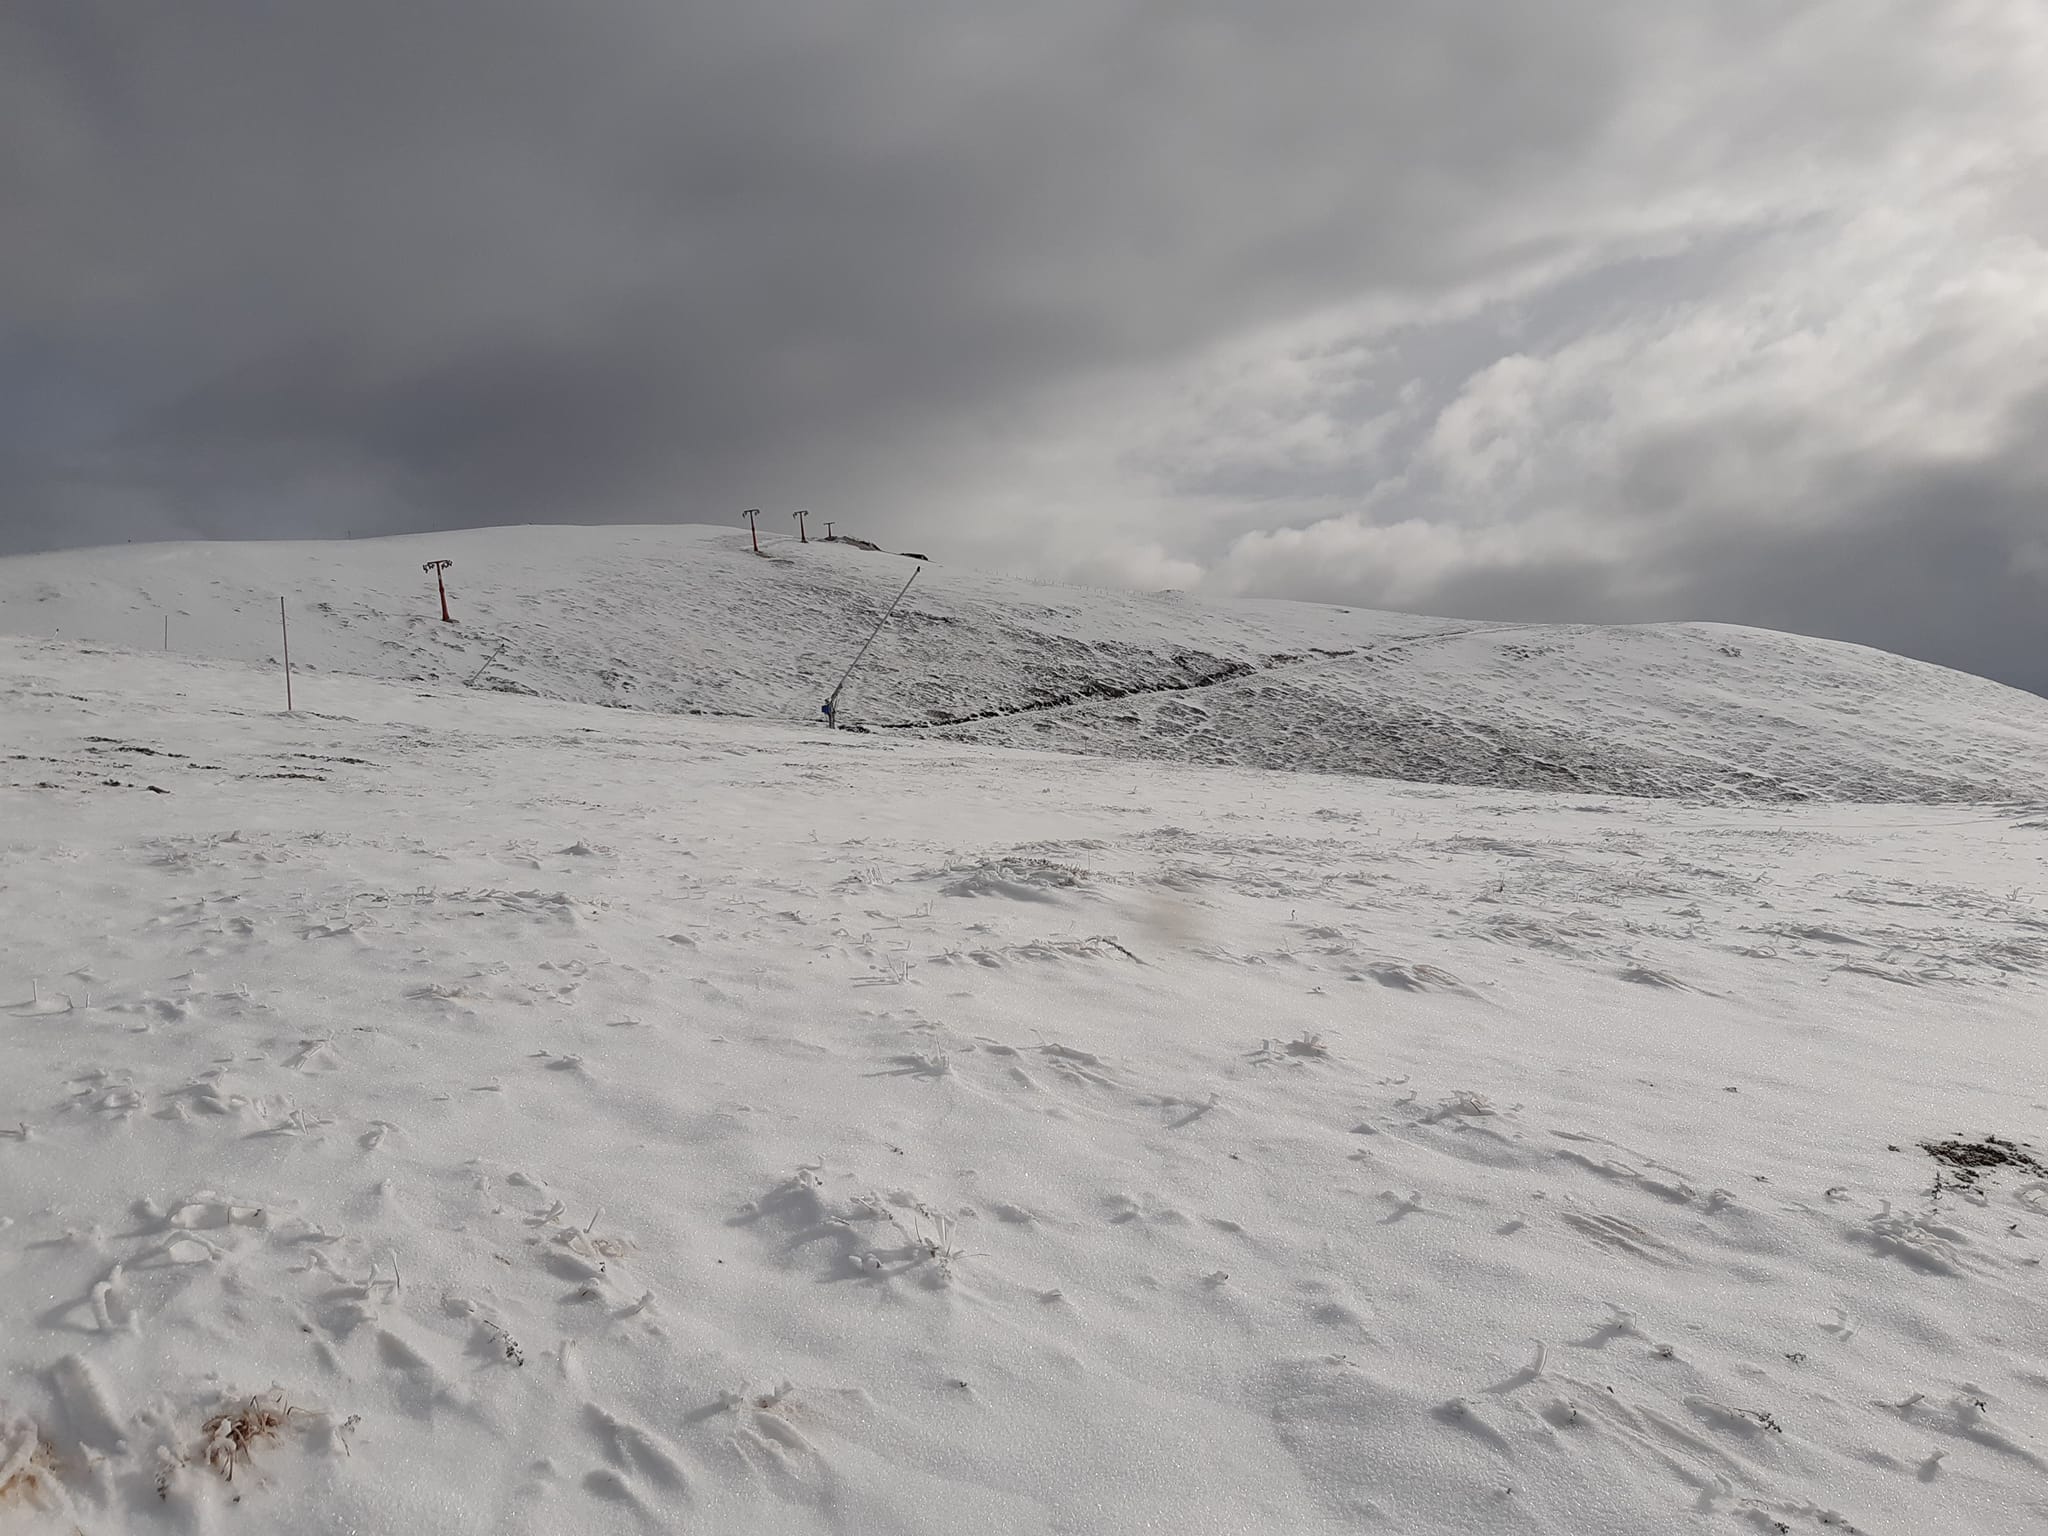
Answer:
[0, 0, 1650, 541]
[2, 2, 2043, 692]
[1664, 402, 2048, 699]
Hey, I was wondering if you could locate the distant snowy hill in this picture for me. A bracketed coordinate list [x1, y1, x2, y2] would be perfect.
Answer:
[4, 524, 2045, 803]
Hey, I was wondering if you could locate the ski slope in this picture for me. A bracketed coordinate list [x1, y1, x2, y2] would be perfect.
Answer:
[3, 524, 2046, 803]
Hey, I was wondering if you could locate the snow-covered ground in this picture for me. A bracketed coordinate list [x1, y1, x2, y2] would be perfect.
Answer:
[5, 524, 2047, 803]
[4, 532, 2048, 1534]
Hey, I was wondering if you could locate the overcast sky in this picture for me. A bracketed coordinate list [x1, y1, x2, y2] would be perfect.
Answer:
[5, 2, 2045, 691]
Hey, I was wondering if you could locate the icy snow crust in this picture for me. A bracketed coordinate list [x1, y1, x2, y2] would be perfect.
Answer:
[3, 523, 2046, 803]
[2, 528, 2047, 1533]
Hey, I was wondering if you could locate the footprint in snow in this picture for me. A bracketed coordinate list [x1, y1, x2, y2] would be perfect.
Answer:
[583, 1402, 690, 1492]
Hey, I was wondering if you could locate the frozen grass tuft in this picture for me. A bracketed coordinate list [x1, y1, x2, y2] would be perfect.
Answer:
[0, 1417, 60, 1509]
[156, 1390, 313, 1498]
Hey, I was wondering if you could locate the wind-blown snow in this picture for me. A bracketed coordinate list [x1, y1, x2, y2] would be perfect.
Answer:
[4, 524, 2046, 803]
[3, 531, 2047, 1534]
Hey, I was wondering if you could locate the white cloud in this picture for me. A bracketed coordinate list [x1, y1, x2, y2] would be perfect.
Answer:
[929, 1, 2048, 688]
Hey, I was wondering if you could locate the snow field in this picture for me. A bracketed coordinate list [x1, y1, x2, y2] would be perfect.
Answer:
[3, 636, 2046, 1533]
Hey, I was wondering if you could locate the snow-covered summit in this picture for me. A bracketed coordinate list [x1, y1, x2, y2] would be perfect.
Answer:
[3, 523, 2044, 803]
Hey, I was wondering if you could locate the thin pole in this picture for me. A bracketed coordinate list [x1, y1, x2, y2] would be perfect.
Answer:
[744, 509, 761, 553]
[280, 596, 293, 712]
[823, 567, 918, 726]
[163, 614, 168, 651]
[467, 641, 508, 687]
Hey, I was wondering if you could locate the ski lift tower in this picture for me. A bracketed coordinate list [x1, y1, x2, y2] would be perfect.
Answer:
[423, 559, 455, 622]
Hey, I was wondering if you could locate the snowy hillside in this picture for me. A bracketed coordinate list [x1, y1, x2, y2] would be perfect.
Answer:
[3, 634, 2047, 1535]
[4, 525, 2046, 803]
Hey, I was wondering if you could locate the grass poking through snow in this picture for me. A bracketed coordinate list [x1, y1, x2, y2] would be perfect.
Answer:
[156, 1391, 314, 1499]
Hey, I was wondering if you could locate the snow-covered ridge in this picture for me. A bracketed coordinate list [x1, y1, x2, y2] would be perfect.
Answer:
[4, 523, 2045, 802]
